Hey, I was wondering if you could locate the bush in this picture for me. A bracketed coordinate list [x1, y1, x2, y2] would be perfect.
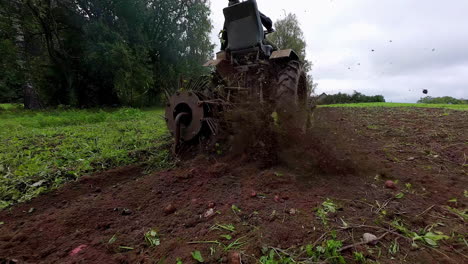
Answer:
[417, 96, 467, 104]
[319, 91, 385, 105]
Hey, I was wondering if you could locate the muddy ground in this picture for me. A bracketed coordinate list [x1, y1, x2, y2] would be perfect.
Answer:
[0, 107, 467, 264]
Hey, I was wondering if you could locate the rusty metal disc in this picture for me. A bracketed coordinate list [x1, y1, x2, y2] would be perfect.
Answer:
[165, 91, 205, 142]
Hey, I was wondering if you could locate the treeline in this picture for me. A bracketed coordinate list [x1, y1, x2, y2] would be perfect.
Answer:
[0, 0, 213, 108]
[319, 91, 385, 105]
[418, 96, 467, 105]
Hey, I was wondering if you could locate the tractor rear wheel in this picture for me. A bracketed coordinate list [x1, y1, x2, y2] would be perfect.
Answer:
[275, 60, 310, 134]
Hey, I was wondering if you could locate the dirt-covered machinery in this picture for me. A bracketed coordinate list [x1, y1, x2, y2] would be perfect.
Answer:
[165, 0, 310, 152]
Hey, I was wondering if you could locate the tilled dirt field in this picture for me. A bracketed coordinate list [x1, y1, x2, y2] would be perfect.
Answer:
[0, 107, 466, 264]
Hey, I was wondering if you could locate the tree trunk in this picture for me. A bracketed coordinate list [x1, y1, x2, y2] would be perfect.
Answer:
[23, 83, 43, 110]
[12, 0, 44, 109]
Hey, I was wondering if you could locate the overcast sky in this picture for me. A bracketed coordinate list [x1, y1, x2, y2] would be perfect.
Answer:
[209, 0, 468, 103]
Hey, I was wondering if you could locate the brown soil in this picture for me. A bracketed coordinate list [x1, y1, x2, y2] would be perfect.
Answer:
[0, 107, 466, 264]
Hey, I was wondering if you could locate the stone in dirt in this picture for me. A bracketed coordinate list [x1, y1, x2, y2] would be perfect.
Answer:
[274, 195, 284, 203]
[203, 208, 215, 218]
[121, 208, 132, 215]
[228, 252, 241, 264]
[70, 245, 87, 256]
[385, 180, 397, 189]
[208, 202, 216, 208]
[363, 233, 378, 245]
[164, 204, 176, 215]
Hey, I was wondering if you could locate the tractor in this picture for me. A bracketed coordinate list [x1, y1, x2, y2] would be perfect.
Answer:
[165, 0, 310, 153]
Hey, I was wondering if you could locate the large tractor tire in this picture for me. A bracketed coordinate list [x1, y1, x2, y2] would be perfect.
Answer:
[275, 60, 310, 134]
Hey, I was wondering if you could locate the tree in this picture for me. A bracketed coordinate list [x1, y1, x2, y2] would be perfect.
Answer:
[267, 13, 316, 94]
[319, 91, 386, 105]
[417, 96, 467, 104]
[0, 0, 214, 107]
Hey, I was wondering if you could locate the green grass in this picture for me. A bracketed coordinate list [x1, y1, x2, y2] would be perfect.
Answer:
[0, 107, 169, 209]
[0, 103, 23, 111]
[319, 102, 468, 111]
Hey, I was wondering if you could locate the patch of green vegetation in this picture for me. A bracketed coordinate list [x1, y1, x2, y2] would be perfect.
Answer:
[191, 250, 204, 263]
[144, 229, 161, 247]
[211, 223, 236, 232]
[395, 193, 405, 199]
[306, 236, 345, 264]
[0, 104, 23, 111]
[189, 237, 246, 252]
[445, 207, 468, 221]
[319, 102, 468, 111]
[259, 249, 293, 264]
[388, 239, 400, 255]
[315, 199, 338, 226]
[353, 251, 366, 263]
[391, 219, 450, 247]
[0, 107, 169, 209]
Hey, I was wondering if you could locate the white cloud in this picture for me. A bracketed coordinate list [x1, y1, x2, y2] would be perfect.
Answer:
[209, 0, 468, 102]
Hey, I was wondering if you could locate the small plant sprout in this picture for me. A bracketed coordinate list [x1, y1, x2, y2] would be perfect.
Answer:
[259, 249, 293, 264]
[211, 223, 235, 232]
[119, 246, 134, 251]
[314, 238, 345, 264]
[144, 229, 160, 247]
[108, 234, 117, 244]
[353, 251, 366, 263]
[405, 183, 412, 190]
[391, 219, 449, 247]
[414, 232, 450, 247]
[446, 207, 468, 220]
[274, 171, 284, 177]
[464, 190, 468, 198]
[315, 199, 338, 225]
[395, 193, 405, 199]
[191, 250, 204, 263]
[389, 239, 400, 255]
[220, 234, 232, 240]
[231, 205, 241, 214]
[176, 258, 183, 264]
[210, 246, 216, 256]
[224, 237, 247, 251]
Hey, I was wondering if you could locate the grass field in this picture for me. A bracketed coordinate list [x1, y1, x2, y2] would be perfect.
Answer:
[319, 102, 468, 110]
[0, 106, 169, 209]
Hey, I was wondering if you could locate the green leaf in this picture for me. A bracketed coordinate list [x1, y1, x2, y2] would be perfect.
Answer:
[424, 232, 449, 241]
[231, 205, 241, 213]
[424, 237, 437, 246]
[395, 193, 405, 199]
[191, 250, 204, 263]
[119, 246, 134, 250]
[176, 258, 183, 264]
[144, 229, 161, 247]
[220, 234, 232, 240]
[108, 234, 117, 244]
